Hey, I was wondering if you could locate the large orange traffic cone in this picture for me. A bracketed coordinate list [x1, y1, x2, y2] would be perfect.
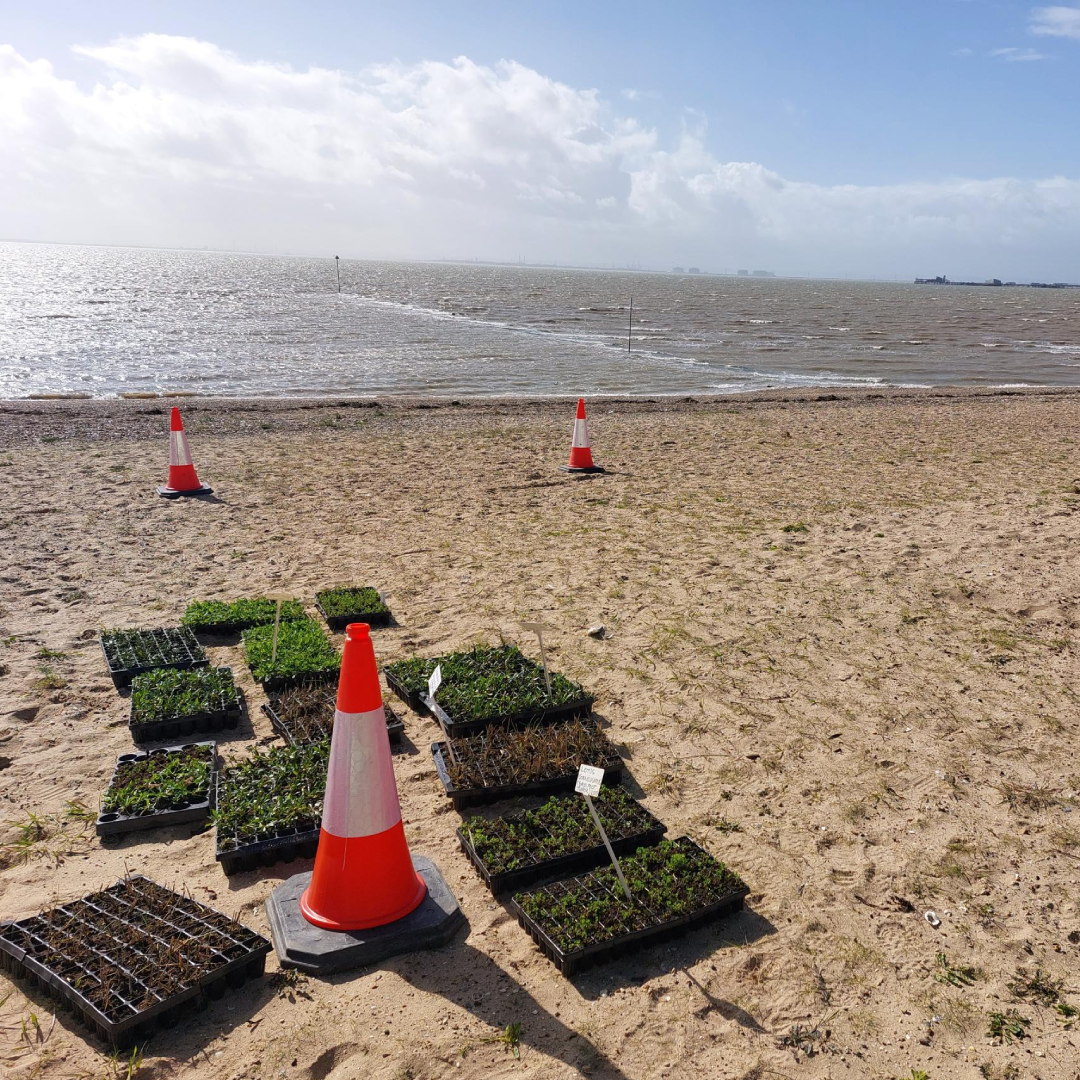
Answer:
[300, 623, 426, 931]
[156, 407, 213, 498]
[561, 397, 605, 473]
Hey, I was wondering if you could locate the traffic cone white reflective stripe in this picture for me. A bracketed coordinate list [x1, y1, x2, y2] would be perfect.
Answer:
[321, 705, 402, 838]
[572, 415, 589, 448]
[169, 428, 193, 468]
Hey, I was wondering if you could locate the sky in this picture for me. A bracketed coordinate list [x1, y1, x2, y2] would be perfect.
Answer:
[1, 0, 1079, 279]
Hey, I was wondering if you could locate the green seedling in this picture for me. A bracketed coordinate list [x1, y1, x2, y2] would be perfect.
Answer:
[386, 643, 590, 726]
[102, 745, 214, 817]
[242, 618, 338, 683]
[781, 523, 810, 533]
[33, 666, 66, 690]
[934, 952, 977, 988]
[1008, 967, 1062, 1006]
[130, 666, 239, 727]
[482, 1022, 523, 1059]
[986, 1009, 1029, 1044]
[182, 597, 306, 631]
[513, 838, 746, 954]
[33, 647, 67, 660]
[461, 787, 660, 876]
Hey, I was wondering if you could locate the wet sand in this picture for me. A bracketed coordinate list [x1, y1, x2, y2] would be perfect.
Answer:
[2, 387, 1080, 1079]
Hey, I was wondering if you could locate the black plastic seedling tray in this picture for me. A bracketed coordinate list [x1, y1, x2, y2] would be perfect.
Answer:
[214, 775, 321, 876]
[457, 813, 665, 896]
[261, 699, 404, 746]
[431, 742, 624, 811]
[509, 843, 750, 976]
[97, 742, 217, 838]
[315, 598, 392, 634]
[128, 668, 243, 743]
[385, 668, 428, 714]
[100, 628, 208, 690]
[0, 875, 270, 1048]
[424, 692, 595, 740]
[255, 668, 338, 695]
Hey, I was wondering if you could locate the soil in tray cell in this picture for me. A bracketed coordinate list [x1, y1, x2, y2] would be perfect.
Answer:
[0, 876, 268, 1045]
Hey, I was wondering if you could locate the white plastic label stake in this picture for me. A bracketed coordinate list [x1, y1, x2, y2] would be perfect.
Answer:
[428, 663, 443, 700]
[520, 621, 553, 701]
[576, 763, 632, 902]
[575, 764, 604, 798]
[265, 592, 293, 666]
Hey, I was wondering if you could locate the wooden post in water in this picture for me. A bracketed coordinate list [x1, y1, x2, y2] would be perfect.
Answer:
[335, 255, 340, 293]
[627, 296, 633, 353]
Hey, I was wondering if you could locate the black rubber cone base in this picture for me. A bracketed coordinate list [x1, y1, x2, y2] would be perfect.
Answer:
[157, 483, 214, 499]
[560, 465, 606, 474]
[266, 855, 466, 975]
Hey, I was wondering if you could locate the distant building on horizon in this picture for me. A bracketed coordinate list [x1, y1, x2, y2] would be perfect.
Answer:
[672, 266, 685, 274]
[687, 267, 701, 275]
[737, 269, 749, 276]
[751, 270, 776, 277]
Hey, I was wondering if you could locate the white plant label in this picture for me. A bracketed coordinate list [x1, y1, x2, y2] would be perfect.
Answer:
[575, 764, 604, 798]
[428, 663, 443, 700]
[520, 620, 553, 700]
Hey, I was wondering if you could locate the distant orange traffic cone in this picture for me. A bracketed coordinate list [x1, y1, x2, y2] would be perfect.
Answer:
[300, 623, 426, 931]
[157, 407, 213, 498]
[561, 397, 605, 473]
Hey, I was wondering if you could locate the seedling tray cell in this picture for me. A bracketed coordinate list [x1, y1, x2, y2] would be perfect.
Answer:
[315, 587, 392, 633]
[128, 666, 243, 743]
[431, 735, 624, 811]
[100, 628, 208, 690]
[215, 819, 321, 877]
[509, 837, 750, 977]
[424, 692, 594, 740]
[262, 682, 403, 746]
[0, 875, 270, 1048]
[97, 742, 217, 838]
[457, 788, 666, 895]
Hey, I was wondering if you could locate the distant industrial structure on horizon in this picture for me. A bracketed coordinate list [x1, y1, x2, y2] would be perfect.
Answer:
[915, 274, 1079, 289]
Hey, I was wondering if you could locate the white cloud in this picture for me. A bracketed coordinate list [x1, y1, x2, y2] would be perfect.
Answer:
[1, 34, 1079, 276]
[988, 46, 1048, 60]
[952, 46, 974, 56]
[1030, 4, 1080, 39]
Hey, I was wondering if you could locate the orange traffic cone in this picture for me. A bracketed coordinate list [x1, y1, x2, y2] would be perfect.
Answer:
[300, 623, 426, 931]
[156, 407, 213, 498]
[561, 397, 605, 473]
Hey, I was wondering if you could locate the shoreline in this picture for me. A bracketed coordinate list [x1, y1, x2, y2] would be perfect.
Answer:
[5, 383, 1080, 449]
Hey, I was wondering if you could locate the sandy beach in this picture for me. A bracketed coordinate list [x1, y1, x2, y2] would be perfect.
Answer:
[3, 387, 1080, 1080]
